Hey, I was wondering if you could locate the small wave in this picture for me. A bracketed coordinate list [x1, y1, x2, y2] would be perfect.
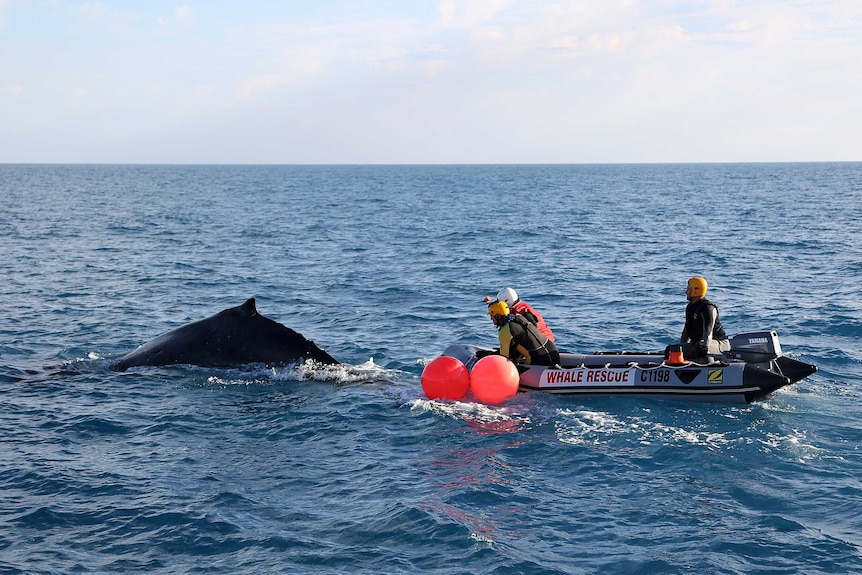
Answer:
[554, 406, 742, 451]
[203, 358, 403, 387]
[61, 352, 103, 363]
[553, 403, 826, 465]
[408, 395, 533, 434]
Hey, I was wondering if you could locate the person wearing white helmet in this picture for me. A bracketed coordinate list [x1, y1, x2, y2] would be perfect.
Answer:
[680, 276, 730, 358]
[484, 287, 555, 343]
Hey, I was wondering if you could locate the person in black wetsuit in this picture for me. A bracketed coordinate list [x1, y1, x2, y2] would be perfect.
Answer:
[488, 300, 560, 366]
[680, 276, 730, 359]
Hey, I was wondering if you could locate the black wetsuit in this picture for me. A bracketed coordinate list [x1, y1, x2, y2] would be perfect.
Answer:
[499, 314, 560, 366]
[681, 297, 729, 355]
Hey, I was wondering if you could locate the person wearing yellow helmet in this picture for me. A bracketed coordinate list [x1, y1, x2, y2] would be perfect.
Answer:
[488, 300, 560, 366]
[483, 287, 556, 343]
[680, 276, 730, 359]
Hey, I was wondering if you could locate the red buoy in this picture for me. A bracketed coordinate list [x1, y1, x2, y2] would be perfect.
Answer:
[421, 356, 470, 400]
[470, 355, 520, 404]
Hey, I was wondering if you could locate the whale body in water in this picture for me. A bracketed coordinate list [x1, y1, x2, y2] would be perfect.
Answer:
[111, 298, 338, 371]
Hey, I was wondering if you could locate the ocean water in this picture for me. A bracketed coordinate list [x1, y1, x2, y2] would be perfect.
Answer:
[1, 163, 861, 574]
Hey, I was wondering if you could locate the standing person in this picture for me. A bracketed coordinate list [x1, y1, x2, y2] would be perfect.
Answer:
[484, 287, 556, 343]
[680, 276, 730, 359]
[488, 300, 560, 366]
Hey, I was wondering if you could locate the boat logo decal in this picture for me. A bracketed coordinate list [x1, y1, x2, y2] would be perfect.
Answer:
[674, 370, 700, 385]
[708, 369, 724, 384]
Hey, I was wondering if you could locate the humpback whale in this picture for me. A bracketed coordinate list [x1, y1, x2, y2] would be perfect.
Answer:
[111, 298, 338, 371]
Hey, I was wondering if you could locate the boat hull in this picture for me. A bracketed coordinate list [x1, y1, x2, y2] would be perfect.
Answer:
[442, 336, 817, 404]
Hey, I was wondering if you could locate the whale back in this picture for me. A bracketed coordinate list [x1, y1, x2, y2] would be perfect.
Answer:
[112, 298, 338, 371]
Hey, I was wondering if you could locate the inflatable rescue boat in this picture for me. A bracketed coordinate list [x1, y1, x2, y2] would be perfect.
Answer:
[442, 331, 817, 403]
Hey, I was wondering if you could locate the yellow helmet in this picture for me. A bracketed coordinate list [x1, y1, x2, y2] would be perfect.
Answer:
[487, 300, 509, 318]
[687, 276, 708, 297]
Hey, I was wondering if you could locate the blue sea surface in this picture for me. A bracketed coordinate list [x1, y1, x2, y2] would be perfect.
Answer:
[1, 163, 861, 574]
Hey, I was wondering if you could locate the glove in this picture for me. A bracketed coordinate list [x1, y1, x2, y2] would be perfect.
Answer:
[694, 341, 709, 355]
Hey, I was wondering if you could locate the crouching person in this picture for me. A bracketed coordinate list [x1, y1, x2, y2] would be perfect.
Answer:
[488, 300, 560, 366]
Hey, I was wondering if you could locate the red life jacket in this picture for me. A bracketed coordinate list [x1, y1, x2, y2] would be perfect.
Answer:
[510, 300, 555, 343]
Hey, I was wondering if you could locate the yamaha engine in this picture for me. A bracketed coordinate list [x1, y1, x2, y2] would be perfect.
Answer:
[729, 331, 782, 363]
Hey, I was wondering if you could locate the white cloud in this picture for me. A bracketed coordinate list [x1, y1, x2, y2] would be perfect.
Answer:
[158, 5, 193, 28]
[237, 73, 289, 100]
[1, 0, 860, 163]
[196, 84, 215, 98]
[439, 0, 511, 28]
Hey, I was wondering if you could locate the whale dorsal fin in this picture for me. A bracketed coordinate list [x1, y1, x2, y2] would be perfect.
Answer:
[241, 298, 258, 315]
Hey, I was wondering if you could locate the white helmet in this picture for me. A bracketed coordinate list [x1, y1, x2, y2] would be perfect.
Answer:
[496, 288, 519, 307]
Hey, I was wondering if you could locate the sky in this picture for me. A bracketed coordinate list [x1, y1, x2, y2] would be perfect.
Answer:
[1, 0, 861, 164]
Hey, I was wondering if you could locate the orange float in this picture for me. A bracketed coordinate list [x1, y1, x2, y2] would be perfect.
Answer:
[421, 356, 470, 400]
[470, 355, 520, 404]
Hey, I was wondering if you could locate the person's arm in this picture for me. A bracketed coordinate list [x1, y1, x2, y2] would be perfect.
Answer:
[513, 342, 533, 364]
[511, 321, 533, 363]
[502, 321, 531, 363]
[498, 324, 512, 359]
[697, 306, 718, 354]
[521, 310, 539, 326]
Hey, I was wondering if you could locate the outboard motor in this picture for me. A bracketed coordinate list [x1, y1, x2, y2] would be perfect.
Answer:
[728, 331, 782, 363]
